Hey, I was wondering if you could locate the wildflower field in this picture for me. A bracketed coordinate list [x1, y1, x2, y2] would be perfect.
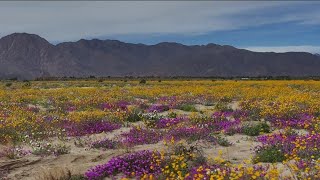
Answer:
[0, 80, 320, 180]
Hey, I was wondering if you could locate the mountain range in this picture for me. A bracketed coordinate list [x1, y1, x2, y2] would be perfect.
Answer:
[0, 33, 320, 79]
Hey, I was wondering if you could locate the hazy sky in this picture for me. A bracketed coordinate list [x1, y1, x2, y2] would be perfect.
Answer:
[0, 1, 320, 53]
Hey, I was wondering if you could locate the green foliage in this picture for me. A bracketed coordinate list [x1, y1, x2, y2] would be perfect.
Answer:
[54, 144, 71, 156]
[126, 110, 143, 122]
[216, 136, 233, 147]
[139, 79, 146, 84]
[168, 111, 177, 118]
[253, 146, 286, 163]
[23, 81, 31, 87]
[214, 102, 233, 112]
[32, 143, 70, 156]
[5, 82, 12, 87]
[179, 104, 197, 112]
[143, 112, 165, 128]
[242, 122, 270, 136]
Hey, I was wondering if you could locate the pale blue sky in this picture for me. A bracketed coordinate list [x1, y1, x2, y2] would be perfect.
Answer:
[0, 1, 319, 53]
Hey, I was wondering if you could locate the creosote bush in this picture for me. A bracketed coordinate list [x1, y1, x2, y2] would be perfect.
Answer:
[5, 82, 12, 87]
[139, 79, 146, 84]
[179, 104, 197, 112]
[253, 146, 286, 163]
[126, 109, 143, 122]
[242, 122, 270, 136]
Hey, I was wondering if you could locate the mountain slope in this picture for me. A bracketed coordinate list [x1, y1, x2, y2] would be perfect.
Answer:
[0, 33, 319, 79]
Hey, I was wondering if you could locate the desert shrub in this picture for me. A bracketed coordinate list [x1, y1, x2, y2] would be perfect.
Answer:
[147, 104, 169, 113]
[283, 129, 299, 136]
[189, 113, 211, 124]
[253, 146, 286, 163]
[143, 112, 165, 127]
[214, 102, 233, 112]
[259, 121, 271, 133]
[246, 107, 263, 121]
[126, 109, 143, 122]
[32, 142, 70, 156]
[168, 111, 177, 118]
[73, 137, 89, 148]
[5, 82, 12, 87]
[242, 122, 270, 136]
[216, 136, 233, 147]
[89, 138, 119, 149]
[179, 104, 197, 112]
[204, 101, 215, 106]
[53, 144, 71, 156]
[23, 81, 31, 87]
[139, 79, 146, 84]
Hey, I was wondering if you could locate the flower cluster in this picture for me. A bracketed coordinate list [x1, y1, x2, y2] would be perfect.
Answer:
[63, 120, 121, 136]
[268, 113, 314, 130]
[85, 150, 162, 179]
[121, 127, 163, 146]
[255, 132, 320, 162]
[155, 117, 185, 128]
[165, 127, 210, 142]
[1, 80, 320, 179]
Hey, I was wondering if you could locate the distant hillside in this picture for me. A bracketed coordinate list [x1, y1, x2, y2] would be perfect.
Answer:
[0, 33, 320, 79]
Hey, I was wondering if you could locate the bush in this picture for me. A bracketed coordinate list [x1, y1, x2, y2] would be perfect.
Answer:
[90, 138, 119, 149]
[259, 121, 271, 133]
[32, 142, 70, 156]
[179, 104, 197, 112]
[126, 110, 143, 122]
[168, 111, 177, 118]
[5, 82, 12, 87]
[139, 79, 146, 84]
[242, 122, 270, 136]
[23, 81, 31, 87]
[253, 146, 286, 163]
[215, 102, 233, 112]
[216, 136, 233, 147]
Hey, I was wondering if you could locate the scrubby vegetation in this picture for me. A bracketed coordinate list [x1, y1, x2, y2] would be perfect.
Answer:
[0, 80, 320, 179]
